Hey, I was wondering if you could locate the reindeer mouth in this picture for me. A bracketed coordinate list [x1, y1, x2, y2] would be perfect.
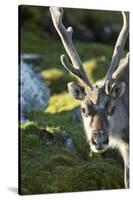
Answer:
[89, 131, 109, 154]
[90, 143, 108, 153]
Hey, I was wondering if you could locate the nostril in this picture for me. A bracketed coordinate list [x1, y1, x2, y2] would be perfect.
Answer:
[103, 137, 109, 145]
[92, 132, 109, 147]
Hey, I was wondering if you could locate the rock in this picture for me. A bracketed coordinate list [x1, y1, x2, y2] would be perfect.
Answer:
[20, 58, 50, 121]
[61, 131, 76, 152]
[64, 138, 76, 151]
[21, 53, 44, 72]
[21, 53, 42, 63]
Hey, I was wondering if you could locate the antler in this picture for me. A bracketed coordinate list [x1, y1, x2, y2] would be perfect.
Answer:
[112, 52, 129, 81]
[50, 7, 93, 90]
[105, 11, 129, 94]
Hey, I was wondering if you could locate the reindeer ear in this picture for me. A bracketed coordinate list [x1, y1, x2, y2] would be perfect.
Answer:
[67, 82, 86, 100]
[111, 82, 126, 99]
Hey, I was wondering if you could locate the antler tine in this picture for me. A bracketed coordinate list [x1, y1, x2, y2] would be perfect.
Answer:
[105, 12, 129, 79]
[50, 7, 93, 90]
[112, 52, 129, 81]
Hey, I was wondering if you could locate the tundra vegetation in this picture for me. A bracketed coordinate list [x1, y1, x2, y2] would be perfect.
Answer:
[20, 5, 128, 195]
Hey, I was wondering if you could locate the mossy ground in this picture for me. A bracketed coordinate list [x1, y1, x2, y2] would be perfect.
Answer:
[20, 14, 125, 194]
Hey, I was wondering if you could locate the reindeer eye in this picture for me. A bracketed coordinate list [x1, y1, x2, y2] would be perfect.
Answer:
[81, 108, 86, 113]
[75, 89, 79, 95]
[81, 107, 93, 117]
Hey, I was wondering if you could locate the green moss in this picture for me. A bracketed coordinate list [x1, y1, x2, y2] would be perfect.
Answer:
[45, 92, 79, 113]
[21, 108, 124, 194]
[21, 130, 124, 195]
[83, 56, 108, 82]
[42, 68, 64, 81]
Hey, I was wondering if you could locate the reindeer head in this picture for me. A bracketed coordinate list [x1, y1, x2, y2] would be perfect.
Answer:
[68, 80, 127, 152]
[50, 7, 129, 153]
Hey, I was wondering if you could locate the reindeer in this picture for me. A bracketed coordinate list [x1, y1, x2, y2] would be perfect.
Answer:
[50, 7, 129, 189]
